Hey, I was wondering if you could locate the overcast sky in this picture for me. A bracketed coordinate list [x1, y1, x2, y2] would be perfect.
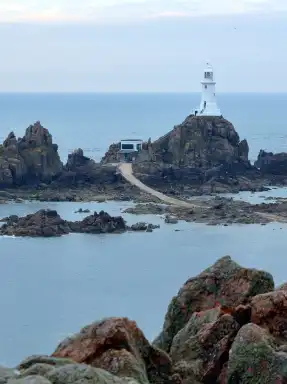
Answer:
[0, 0, 286, 92]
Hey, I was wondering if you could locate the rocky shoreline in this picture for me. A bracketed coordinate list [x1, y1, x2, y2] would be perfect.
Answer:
[2, 256, 287, 383]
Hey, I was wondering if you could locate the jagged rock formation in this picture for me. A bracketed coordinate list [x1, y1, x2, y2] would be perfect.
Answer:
[129, 116, 261, 194]
[55, 148, 120, 187]
[150, 116, 250, 169]
[0, 122, 62, 186]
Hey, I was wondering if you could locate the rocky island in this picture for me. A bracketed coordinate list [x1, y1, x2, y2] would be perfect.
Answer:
[1, 117, 287, 225]
[2, 256, 287, 383]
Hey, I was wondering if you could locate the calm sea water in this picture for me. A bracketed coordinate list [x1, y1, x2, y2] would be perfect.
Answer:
[0, 93, 287, 367]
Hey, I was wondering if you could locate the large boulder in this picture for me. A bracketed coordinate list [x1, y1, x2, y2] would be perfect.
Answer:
[52, 317, 172, 384]
[250, 290, 287, 340]
[226, 323, 287, 383]
[153, 256, 274, 353]
[170, 307, 240, 383]
[0, 122, 62, 186]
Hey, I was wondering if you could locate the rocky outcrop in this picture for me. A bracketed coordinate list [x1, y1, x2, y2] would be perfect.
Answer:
[56, 148, 121, 187]
[0, 122, 62, 186]
[0, 210, 159, 237]
[150, 116, 250, 169]
[153, 256, 274, 353]
[52, 317, 172, 384]
[101, 143, 120, 164]
[255, 149, 287, 176]
[131, 116, 263, 194]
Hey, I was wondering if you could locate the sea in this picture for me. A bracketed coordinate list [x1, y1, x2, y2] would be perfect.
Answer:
[0, 92, 287, 367]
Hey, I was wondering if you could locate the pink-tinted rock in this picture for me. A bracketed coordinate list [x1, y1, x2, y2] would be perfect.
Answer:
[52, 317, 172, 384]
[251, 290, 287, 340]
[170, 307, 240, 383]
[154, 256, 274, 352]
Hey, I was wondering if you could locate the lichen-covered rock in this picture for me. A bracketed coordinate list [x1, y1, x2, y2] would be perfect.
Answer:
[0, 366, 19, 384]
[45, 364, 141, 384]
[154, 256, 274, 353]
[17, 356, 75, 372]
[170, 307, 240, 383]
[8, 377, 52, 384]
[226, 323, 287, 383]
[250, 290, 287, 340]
[52, 317, 172, 384]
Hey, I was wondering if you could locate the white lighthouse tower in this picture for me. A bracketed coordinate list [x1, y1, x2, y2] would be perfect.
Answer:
[194, 63, 221, 117]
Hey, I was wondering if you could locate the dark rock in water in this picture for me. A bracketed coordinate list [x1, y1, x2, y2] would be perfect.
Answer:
[70, 211, 126, 234]
[0, 122, 62, 187]
[153, 256, 274, 353]
[52, 317, 172, 384]
[0, 210, 70, 237]
[74, 208, 91, 213]
[129, 222, 160, 232]
[0, 214, 19, 224]
[0, 210, 127, 237]
[255, 149, 287, 175]
[164, 216, 178, 224]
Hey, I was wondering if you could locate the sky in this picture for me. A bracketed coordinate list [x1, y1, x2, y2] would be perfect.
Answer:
[0, 0, 287, 92]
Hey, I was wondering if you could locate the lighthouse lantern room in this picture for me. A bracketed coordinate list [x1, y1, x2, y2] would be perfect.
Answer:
[193, 63, 221, 117]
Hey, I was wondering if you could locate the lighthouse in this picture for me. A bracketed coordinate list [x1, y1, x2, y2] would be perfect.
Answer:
[194, 63, 221, 117]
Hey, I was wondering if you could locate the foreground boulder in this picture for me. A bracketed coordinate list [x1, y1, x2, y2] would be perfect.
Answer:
[226, 323, 287, 383]
[52, 317, 172, 384]
[16, 359, 142, 384]
[170, 307, 240, 383]
[250, 290, 287, 340]
[153, 256, 274, 353]
[0, 122, 62, 186]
